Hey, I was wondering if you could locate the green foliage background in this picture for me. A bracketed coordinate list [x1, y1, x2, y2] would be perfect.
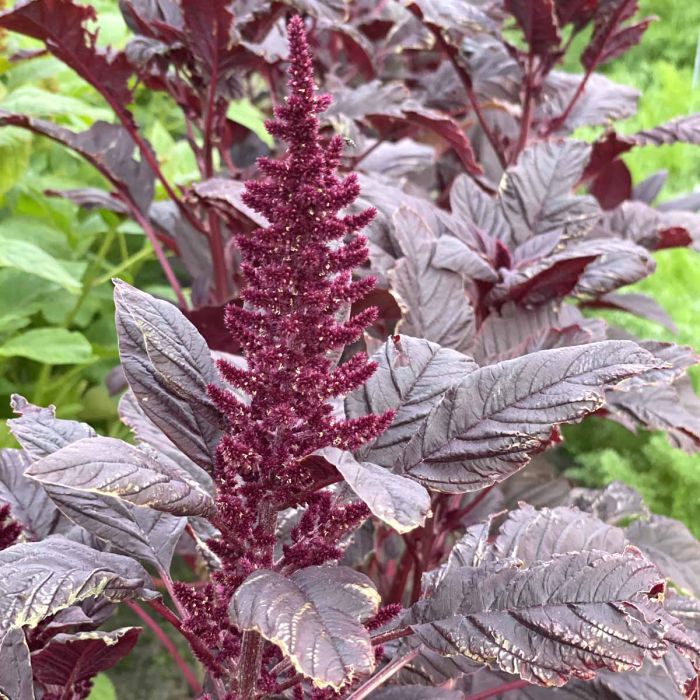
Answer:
[560, 0, 700, 537]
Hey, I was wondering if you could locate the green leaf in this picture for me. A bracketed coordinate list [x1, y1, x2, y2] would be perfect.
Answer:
[0, 329, 94, 364]
[0, 127, 31, 197]
[87, 673, 117, 700]
[0, 239, 82, 292]
[227, 99, 273, 147]
[1, 86, 112, 121]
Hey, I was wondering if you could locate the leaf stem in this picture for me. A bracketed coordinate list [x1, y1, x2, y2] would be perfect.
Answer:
[127, 600, 202, 695]
[464, 679, 530, 700]
[345, 647, 421, 700]
[370, 627, 413, 646]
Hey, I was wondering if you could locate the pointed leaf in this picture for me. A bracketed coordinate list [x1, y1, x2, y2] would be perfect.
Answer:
[114, 280, 222, 471]
[409, 550, 672, 686]
[0, 448, 66, 540]
[346, 335, 477, 466]
[231, 565, 379, 689]
[44, 485, 186, 571]
[450, 173, 510, 243]
[26, 436, 215, 518]
[493, 503, 627, 563]
[398, 341, 660, 493]
[8, 395, 96, 461]
[505, 0, 561, 56]
[0, 628, 34, 700]
[0, 536, 157, 631]
[31, 627, 141, 688]
[626, 516, 700, 599]
[499, 141, 600, 247]
[322, 449, 431, 534]
[568, 481, 649, 525]
[433, 235, 498, 282]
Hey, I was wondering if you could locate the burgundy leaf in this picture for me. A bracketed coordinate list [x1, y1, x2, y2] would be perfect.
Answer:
[230, 565, 380, 689]
[499, 141, 601, 247]
[584, 292, 677, 333]
[589, 158, 633, 209]
[582, 1, 655, 70]
[398, 341, 660, 493]
[0, 536, 157, 632]
[346, 335, 477, 467]
[0, 114, 155, 212]
[114, 280, 223, 471]
[409, 549, 673, 686]
[568, 481, 650, 525]
[505, 0, 561, 57]
[320, 448, 431, 534]
[25, 436, 216, 518]
[8, 394, 96, 461]
[0, 628, 34, 700]
[32, 627, 141, 688]
[0, 0, 133, 106]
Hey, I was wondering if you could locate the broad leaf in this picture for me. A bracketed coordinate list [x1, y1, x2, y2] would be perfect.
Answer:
[370, 688, 461, 700]
[499, 141, 600, 247]
[0, 536, 157, 631]
[8, 395, 96, 461]
[26, 436, 215, 518]
[409, 550, 672, 686]
[390, 232, 475, 353]
[626, 516, 700, 598]
[587, 292, 677, 333]
[568, 481, 649, 525]
[505, 0, 560, 57]
[0, 115, 154, 213]
[0, 238, 82, 293]
[44, 485, 186, 571]
[31, 627, 141, 688]
[0, 628, 34, 700]
[114, 280, 222, 471]
[398, 341, 660, 492]
[230, 565, 379, 689]
[346, 335, 477, 466]
[321, 448, 431, 534]
[450, 173, 510, 244]
[433, 235, 498, 282]
[0, 448, 66, 540]
[0, 328, 93, 365]
[493, 503, 627, 563]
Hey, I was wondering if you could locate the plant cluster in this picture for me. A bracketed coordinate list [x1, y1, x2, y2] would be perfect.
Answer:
[1, 2, 700, 700]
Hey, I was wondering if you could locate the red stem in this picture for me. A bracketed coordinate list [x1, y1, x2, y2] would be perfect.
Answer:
[370, 627, 413, 646]
[512, 53, 535, 163]
[125, 197, 189, 309]
[345, 648, 421, 700]
[412, 9, 506, 169]
[465, 679, 530, 700]
[127, 601, 202, 695]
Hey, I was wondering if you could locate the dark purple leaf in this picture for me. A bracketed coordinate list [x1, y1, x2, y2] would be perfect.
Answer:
[469, 303, 602, 365]
[320, 448, 431, 534]
[568, 481, 650, 524]
[590, 158, 633, 209]
[0, 0, 133, 105]
[0, 448, 66, 540]
[230, 565, 380, 690]
[597, 658, 692, 700]
[118, 390, 214, 494]
[582, 1, 654, 70]
[450, 173, 509, 244]
[625, 516, 700, 598]
[633, 171, 669, 204]
[32, 627, 141, 688]
[43, 485, 186, 571]
[0, 628, 34, 700]
[191, 178, 268, 228]
[407, 0, 498, 42]
[389, 212, 475, 353]
[8, 395, 96, 461]
[505, 0, 561, 57]
[346, 335, 477, 467]
[499, 141, 601, 247]
[409, 549, 673, 686]
[370, 688, 462, 700]
[605, 382, 700, 452]
[0, 114, 154, 212]
[433, 235, 498, 282]
[493, 503, 627, 563]
[634, 114, 700, 146]
[538, 72, 639, 133]
[114, 280, 223, 471]
[25, 436, 216, 518]
[0, 536, 157, 631]
[398, 341, 660, 493]
[585, 292, 677, 333]
[44, 187, 129, 213]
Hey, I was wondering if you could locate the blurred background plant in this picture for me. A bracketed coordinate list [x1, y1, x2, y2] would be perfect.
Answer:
[559, 0, 700, 537]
